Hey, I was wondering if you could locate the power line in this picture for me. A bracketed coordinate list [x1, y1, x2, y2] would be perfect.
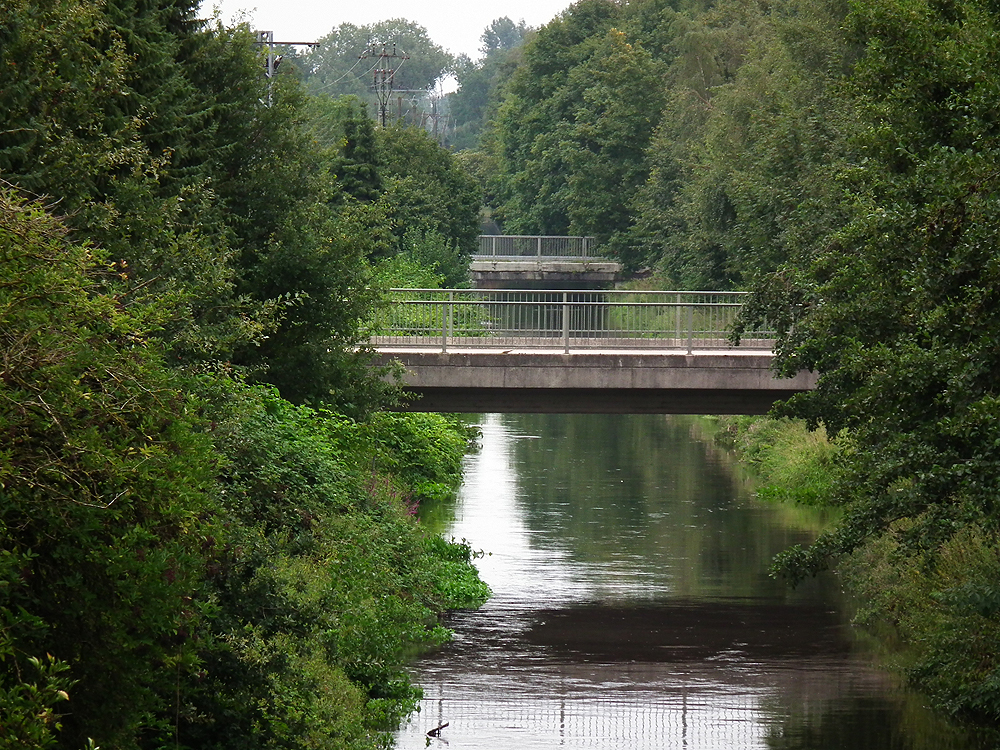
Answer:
[311, 54, 380, 93]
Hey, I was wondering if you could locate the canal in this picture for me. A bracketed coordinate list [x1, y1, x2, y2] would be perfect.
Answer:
[395, 414, 991, 749]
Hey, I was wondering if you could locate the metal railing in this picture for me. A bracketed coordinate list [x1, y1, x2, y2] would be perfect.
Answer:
[371, 289, 774, 353]
[476, 235, 600, 260]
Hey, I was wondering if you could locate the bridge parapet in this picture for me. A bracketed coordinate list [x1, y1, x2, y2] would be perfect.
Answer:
[372, 289, 774, 354]
[476, 234, 600, 259]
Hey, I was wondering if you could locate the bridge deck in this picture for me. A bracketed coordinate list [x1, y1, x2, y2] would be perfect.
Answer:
[373, 346, 815, 415]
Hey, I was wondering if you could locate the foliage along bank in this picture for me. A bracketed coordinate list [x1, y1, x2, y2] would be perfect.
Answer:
[732, 0, 1000, 728]
[0, 1, 487, 747]
[718, 411, 1000, 731]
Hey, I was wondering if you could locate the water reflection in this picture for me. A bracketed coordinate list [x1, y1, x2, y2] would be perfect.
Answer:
[396, 414, 992, 750]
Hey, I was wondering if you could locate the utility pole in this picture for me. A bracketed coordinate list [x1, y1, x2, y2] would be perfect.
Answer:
[360, 42, 409, 126]
[255, 31, 318, 105]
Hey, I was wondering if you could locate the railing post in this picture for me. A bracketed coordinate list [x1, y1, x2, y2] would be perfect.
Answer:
[537, 236, 543, 257]
[441, 292, 453, 353]
[562, 292, 570, 354]
[675, 293, 682, 346]
[491, 235, 497, 257]
[686, 303, 694, 355]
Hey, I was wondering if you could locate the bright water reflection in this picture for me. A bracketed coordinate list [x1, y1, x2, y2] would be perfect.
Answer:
[395, 414, 991, 750]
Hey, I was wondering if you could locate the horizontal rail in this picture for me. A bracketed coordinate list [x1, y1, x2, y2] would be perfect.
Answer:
[470, 255, 615, 263]
[385, 288, 752, 299]
[370, 289, 774, 354]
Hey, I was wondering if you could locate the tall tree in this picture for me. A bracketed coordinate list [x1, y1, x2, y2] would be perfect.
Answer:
[737, 0, 1000, 719]
[0, 0, 261, 364]
[0, 2, 494, 747]
[0, 187, 221, 748]
[373, 124, 481, 284]
[627, 0, 854, 285]
[490, 2, 669, 245]
[449, 18, 531, 150]
[307, 95, 383, 202]
[489, 0, 624, 235]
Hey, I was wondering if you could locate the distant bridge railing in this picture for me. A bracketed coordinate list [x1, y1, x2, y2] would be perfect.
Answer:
[476, 235, 601, 260]
[371, 289, 774, 353]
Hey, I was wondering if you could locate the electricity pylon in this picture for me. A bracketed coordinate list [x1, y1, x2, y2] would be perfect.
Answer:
[360, 42, 409, 126]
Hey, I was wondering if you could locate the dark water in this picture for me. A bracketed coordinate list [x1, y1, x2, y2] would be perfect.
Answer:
[396, 414, 992, 750]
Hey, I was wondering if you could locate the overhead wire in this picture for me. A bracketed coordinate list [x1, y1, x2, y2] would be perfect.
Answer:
[309, 51, 380, 92]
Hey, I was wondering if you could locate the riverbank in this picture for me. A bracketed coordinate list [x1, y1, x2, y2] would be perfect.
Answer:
[714, 416, 1000, 736]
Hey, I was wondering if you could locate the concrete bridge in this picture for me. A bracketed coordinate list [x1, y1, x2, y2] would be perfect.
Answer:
[371, 289, 816, 415]
[472, 235, 622, 289]
[373, 347, 815, 414]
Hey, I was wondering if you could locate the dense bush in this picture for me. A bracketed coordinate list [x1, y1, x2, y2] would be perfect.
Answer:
[0, 190, 220, 746]
[715, 417, 840, 506]
[0, 188, 488, 749]
[180, 390, 488, 748]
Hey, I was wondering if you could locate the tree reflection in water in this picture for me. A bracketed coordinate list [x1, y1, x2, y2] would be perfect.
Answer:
[396, 415, 994, 750]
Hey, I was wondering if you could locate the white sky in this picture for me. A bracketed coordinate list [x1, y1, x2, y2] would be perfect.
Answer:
[199, 0, 573, 60]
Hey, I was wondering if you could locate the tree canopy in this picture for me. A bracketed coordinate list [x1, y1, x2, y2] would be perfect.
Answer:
[448, 17, 532, 150]
[482, 0, 854, 279]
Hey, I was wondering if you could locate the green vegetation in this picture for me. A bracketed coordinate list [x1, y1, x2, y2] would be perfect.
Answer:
[0, 1, 487, 747]
[7, 0, 1000, 737]
[374, 125, 480, 285]
[449, 18, 532, 151]
[733, 0, 1000, 726]
[719, 410, 1000, 727]
[186, 393, 488, 749]
[307, 96, 480, 287]
[715, 418, 840, 507]
[478, 0, 854, 281]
